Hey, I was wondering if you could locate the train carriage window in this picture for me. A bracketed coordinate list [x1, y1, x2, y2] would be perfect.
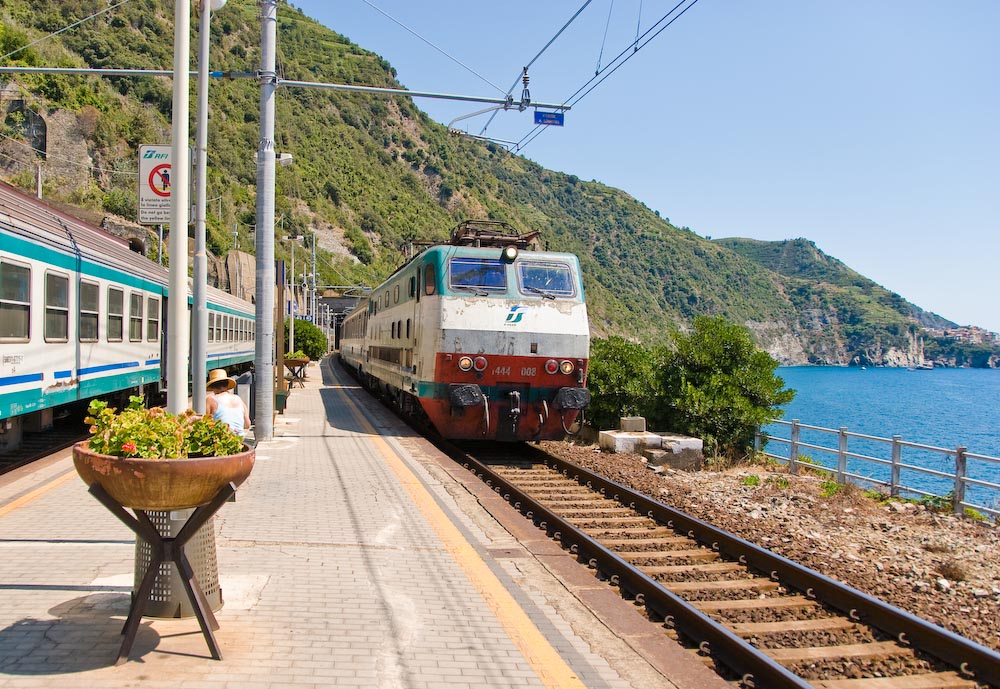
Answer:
[406, 318, 411, 338]
[393, 284, 400, 304]
[79, 281, 99, 342]
[208, 312, 215, 342]
[415, 269, 421, 302]
[0, 260, 30, 341]
[517, 261, 575, 297]
[146, 297, 160, 341]
[44, 272, 70, 342]
[408, 276, 415, 299]
[213, 312, 221, 342]
[449, 258, 506, 291]
[108, 288, 123, 341]
[129, 293, 143, 342]
[423, 264, 436, 296]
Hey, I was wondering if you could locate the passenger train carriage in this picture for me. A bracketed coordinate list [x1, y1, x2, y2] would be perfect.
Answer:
[0, 181, 254, 453]
[340, 221, 590, 441]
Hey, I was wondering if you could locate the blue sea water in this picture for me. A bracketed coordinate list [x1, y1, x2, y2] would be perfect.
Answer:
[765, 366, 1000, 508]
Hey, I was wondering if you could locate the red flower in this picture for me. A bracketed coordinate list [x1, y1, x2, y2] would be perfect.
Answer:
[122, 441, 137, 453]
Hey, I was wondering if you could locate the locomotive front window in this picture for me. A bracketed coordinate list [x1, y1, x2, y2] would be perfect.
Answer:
[517, 261, 575, 298]
[449, 258, 507, 291]
[79, 281, 99, 342]
[0, 260, 30, 341]
[44, 272, 69, 342]
[108, 288, 123, 342]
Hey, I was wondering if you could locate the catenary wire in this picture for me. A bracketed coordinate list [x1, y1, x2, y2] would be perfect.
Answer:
[516, 0, 701, 152]
[596, 0, 616, 74]
[0, 0, 135, 62]
[360, 0, 506, 96]
[0, 131, 138, 176]
[478, 0, 595, 136]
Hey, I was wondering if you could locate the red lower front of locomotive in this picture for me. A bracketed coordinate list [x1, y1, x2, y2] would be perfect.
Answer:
[417, 353, 590, 441]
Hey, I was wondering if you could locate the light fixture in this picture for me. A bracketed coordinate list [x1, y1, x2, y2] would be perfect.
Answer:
[502, 245, 518, 262]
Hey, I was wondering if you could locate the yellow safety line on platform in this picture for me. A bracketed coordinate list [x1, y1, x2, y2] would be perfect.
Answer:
[0, 469, 75, 518]
[334, 372, 585, 689]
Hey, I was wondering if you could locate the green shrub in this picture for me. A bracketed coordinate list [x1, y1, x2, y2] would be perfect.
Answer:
[654, 316, 795, 459]
[767, 476, 790, 489]
[586, 336, 658, 430]
[740, 474, 761, 487]
[819, 480, 844, 498]
[283, 318, 327, 361]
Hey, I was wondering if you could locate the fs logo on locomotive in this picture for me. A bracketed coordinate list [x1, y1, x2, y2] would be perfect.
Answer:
[505, 305, 526, 325]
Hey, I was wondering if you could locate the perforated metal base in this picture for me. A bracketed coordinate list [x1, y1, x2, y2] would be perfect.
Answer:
[134, 510, 222, 618]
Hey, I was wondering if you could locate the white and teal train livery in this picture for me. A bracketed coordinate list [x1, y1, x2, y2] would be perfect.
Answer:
[0, 181, 254, 453]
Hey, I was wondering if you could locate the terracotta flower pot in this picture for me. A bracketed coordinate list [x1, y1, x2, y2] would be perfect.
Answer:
[72, 442, 255, 510]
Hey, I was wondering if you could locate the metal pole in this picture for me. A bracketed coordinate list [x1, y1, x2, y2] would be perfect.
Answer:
[192, 0, 213, 415]
[890, 435, 902, 497]
[254, 0, 277, 440]
[288, 241, 294, 354]
[953, 446, 967, 515]
[167, 0, 191, 414]
[311, 232, 317, 323]
[789, 419, 800, 474]
[837, 427, 848, 484]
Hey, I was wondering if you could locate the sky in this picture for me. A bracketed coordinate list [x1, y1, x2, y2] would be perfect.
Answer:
[288, 0, 999, 332]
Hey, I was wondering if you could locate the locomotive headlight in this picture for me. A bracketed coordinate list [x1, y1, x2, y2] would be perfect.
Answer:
[502, 245, 518, 262]
[473, 356, 489, 372]
[560, 360, 575, 375]
[544, 359, 559, 375]
[458, 356, 474, 372]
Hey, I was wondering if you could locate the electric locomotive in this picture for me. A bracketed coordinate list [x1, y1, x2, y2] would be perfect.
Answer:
[340, 221, 590, 441]
[0, 181, 254, 454]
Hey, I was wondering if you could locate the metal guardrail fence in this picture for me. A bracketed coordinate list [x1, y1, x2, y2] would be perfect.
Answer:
[755, 419, 1000, 519]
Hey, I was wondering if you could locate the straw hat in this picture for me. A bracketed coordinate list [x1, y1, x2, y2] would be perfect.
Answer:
[206, 368, 236, 391]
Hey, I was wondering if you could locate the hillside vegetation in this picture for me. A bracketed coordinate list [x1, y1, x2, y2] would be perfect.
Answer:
[1, 0, 995, 366]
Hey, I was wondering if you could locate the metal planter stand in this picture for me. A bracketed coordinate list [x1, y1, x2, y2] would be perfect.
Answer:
[87, 481, 237, 664]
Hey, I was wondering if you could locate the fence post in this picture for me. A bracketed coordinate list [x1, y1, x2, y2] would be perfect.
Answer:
[953, 446, 967, 516]
[789, 419, 800, 475]
[837, 427, 848, 484]
[890, 436, 902, 498]
[754, 428, 761, 454]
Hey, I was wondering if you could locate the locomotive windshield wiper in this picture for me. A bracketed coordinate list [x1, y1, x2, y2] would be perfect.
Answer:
[454, 285, 489, 296]
[525, 286, 556, 300]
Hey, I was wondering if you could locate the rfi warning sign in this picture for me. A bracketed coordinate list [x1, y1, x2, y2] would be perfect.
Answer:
[138, 145, 174, 225]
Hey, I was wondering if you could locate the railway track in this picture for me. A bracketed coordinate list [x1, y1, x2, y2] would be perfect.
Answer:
[0, 418, 87, 476]
[447, 442, 1000, 689]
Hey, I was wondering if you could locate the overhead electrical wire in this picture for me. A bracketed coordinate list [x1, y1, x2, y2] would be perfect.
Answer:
[516, 0, 701, 152]
[477, 0, 595, 136]
[595, 0, 616, 74]
[360, 0, 506, 96]
[0, 0, 135, 62]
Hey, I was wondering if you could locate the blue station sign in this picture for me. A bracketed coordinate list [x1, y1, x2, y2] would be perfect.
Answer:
[533, 110, 565, 127]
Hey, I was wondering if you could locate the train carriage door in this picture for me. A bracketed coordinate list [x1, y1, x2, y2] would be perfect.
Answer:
[158, 295, 168, 391]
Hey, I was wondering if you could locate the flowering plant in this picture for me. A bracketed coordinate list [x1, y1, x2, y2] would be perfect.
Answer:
[85, 396, 244, 459]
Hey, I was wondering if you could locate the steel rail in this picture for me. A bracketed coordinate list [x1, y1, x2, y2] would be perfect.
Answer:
[447, 446, 812, 689]
[450, 443, 1000, 687]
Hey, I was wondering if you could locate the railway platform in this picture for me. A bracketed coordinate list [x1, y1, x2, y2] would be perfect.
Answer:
[0, 357, 724, 689]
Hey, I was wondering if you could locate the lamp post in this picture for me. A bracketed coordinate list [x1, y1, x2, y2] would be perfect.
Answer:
[254, 0, 277, 440]
[166, 0, 191, 414]
[193, 0, 227, 415]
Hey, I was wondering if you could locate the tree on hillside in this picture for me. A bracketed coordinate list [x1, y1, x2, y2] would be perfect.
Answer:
[654, 316, 795, 460]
